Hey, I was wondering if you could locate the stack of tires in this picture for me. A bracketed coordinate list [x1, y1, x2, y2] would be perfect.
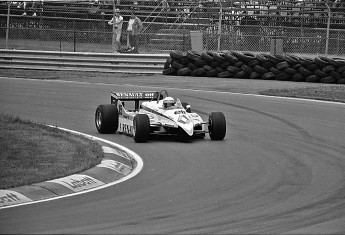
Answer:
[163, 50, 345, 84]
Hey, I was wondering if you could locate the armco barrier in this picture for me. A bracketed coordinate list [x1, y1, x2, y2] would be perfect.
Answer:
[163, 50, 345, 84]
[0, 49, 169, 74]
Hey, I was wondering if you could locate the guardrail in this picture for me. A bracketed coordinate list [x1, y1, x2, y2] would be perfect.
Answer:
[0, 49, 169, 74]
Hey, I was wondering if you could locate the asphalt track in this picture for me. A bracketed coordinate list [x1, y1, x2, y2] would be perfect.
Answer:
[0, 77, 345, 234]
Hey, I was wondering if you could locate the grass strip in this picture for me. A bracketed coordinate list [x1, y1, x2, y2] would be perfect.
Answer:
[260, 85, 345, 103]
[0, 113, 103, 189]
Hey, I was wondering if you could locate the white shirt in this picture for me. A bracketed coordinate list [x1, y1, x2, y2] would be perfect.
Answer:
[109, 15, 123, 30]
[127, 18, 135, 31]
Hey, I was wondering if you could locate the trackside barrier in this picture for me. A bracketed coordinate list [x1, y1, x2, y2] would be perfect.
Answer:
[0, 49, 169, 74]
[163, 50, 345, 84]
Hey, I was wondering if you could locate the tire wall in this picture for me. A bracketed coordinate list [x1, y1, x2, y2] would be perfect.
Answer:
[163, 50, 345, 84]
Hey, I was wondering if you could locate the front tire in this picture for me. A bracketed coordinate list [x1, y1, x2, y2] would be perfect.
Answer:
[208, 112, 226, 140]
[133, 114, 150, 143]
[95, 104, 118, 134]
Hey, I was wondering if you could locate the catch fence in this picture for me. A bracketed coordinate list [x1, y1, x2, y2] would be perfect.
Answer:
[1, 0, 345, 56]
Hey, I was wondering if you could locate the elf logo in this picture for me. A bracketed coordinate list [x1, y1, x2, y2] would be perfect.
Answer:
[49, 175, 104, 192]
[0, 190, 32, 207]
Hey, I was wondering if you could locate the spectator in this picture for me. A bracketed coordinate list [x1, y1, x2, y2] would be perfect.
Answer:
[108, 8, 123, 52]
[126, 11, 143, 53]
[133, 0, 139, 11]
[126, 12, 136, 51]
[161, 0, 170, 11]
[21, 0, 43, 17]
[88, 0, 101, 15]
[161, 0, 170, 24]
[88, 0, 110, 15]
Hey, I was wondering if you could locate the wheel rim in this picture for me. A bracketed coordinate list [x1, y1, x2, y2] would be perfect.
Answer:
[96, 111, 102, 129]
[133, 119, 136, 137]
[208, 116, 213, 135]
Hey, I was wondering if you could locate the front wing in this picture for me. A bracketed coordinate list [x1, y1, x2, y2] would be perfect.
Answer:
[117, 110, 207, 137]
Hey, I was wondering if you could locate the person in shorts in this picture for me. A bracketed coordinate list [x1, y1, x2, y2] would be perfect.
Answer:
[108, 8, 123, 52]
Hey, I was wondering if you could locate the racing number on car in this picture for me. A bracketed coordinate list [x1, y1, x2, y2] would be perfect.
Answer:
[177, 114, 190, 124]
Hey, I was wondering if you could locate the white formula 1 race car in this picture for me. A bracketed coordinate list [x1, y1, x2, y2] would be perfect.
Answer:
[95, 89, 226, 142]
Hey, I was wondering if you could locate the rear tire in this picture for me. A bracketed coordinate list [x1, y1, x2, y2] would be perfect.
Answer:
[95, 105, 118, 134]
[133, 114, 150, 143]
[208, 112, 226, 140]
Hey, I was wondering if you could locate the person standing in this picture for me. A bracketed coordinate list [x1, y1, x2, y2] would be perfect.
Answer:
[108, 8, 123, 52]
[126, 12, 135, 51]
[21, 0, 43, 16]
[126, 11, 143, 54]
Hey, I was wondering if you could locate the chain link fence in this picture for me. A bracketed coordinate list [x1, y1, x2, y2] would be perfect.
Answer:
[1, 0, 345, 56]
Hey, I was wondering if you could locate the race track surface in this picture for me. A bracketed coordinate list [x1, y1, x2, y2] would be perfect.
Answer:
[0, 77, 345, 234]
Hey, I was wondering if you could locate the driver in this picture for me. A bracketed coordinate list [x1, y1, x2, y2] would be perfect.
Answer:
[162, 97, 176, 109]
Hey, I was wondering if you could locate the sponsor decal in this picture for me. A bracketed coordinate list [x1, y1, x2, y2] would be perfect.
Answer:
[0, 190, 32, 207]
[141, 106, 175, 122]
[119, 122, 133, 135]
[97, 159, 132, 175]
[174, 110, 187, 115]
[177, 114, 191, 124]
[48, 175, 104, 192]
[102, 146, 131, 160]
[112, 92, 155, 100]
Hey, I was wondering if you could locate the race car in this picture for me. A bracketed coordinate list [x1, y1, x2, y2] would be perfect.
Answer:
[95, 89, 226, 142]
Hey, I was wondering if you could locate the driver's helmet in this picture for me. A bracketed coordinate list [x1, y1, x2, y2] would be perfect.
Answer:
[163, 97, 175, 108]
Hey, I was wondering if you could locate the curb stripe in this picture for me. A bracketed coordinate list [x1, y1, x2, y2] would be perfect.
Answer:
[0, 190, 32, 207]
[0, 128, 143, 209]
[102, 146, 131, 160]
[47, 174, 105, 193]
[96, 159, 132, 175]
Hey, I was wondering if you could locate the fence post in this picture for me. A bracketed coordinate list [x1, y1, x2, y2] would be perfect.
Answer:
[325, 3, 331, 57]
[217, 0, 222, 51]
[73, 19, 76, 52]
[337, 30, 340, 55]
[300, 4, 304, 54]
[6, 2, 10, 49]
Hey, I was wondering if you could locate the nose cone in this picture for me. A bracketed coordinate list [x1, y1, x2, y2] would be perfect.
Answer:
[169, 111, 194, 136]
[179, 121, 194, 136]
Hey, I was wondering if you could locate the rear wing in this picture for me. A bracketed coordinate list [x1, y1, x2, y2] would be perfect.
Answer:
[111, 92, 157, 102]
[111, 91, 158, 110]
